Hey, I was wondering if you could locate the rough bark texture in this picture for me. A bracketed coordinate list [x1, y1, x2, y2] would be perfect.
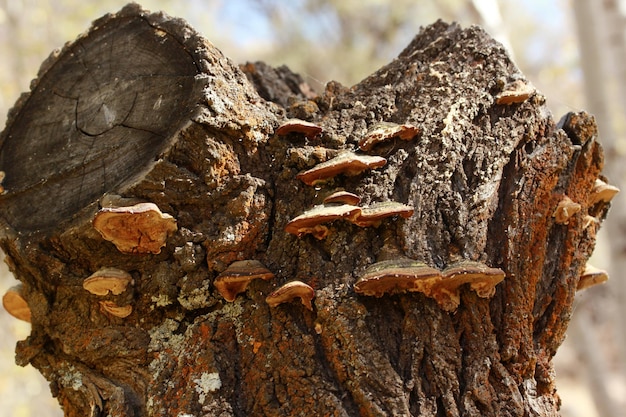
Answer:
[0, 4, 613, 417]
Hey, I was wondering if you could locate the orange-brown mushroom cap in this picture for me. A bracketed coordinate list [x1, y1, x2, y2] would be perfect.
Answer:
[2, 284, 31, 323]
[276, 119, 323, 139]
[495, 80, 535, 105]
[266, 280, 315, 310]
[577, 264, 609, 290]
[93, 202, 177, 254]
[296, 151, 387, 185]
[432, 260, 505, 311]
[83, 267, 132, 296]
[358, 122, 420, 151]
[99, 301, 133, 318]
[351, 201, 414, 227]
[214, 260, 275, 302]
[354, 259, 442, 297]
[323, 190, 361, 206]
[285, 204, 361, 238]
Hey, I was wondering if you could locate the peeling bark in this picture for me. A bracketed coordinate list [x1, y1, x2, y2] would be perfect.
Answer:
[0, 5, 614, 417]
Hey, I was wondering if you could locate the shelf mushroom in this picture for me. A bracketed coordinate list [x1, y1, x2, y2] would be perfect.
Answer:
[495, 80, 535, 105]
[296, 151, 387, 186]
[214, 260, 275, 302]
[553, 196, 581, 225]
[83, 267, 132, 296]
[276, 119, 323, 139]
[589, 179, 619, 205]
[2, 284, 31, 322]
[285, 204, 361, 239]
[358, 122, 419, 151]
[99, 301, 133, 318]
[577, 264, 609, 291]
[432, 260, 505, 311]
[266, 280, 315, 310]
[93, 202, 177, 254]
[351, 201, 414, 227]
[323, 190, 361, 206]
[354, 259, 442, 297]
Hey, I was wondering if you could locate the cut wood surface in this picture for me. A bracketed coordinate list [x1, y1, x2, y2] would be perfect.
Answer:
[0, 4, 615, 417]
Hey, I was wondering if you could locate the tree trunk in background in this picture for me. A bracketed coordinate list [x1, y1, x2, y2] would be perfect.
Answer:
[571, 2, 624, 416]
[0, 4, 613, 417]
[597, 0, 626, 373]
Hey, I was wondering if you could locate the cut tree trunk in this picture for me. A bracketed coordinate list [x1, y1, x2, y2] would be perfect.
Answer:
[0, 4, 614, 417]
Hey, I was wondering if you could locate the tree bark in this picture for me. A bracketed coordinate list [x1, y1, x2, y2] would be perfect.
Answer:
[0, 4, 613, 417]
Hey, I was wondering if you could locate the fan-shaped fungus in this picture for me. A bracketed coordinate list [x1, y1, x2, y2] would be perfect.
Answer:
[577, 264, 609, 290]
[553, 196, 581, 225]
[432, 260, 505, 311]
[354, 259, 441, 297]
[358, 122, 420, 151]
[99, 301, 133, 318]
[285, 204, 361, 238]
[351, 201, 414, 227]
[93, 202, 177, 254]
[214, 260, 275, 302]
[495, 80, 535, 105]
[2, 284, 31, 322]
[266, 280, 315, 310]
[323, 190, 361, 206]
[589, 179, 619, 205]
[296, 151, 386, 185]
[83, 267, 132, 296]
[276, 119, 323, 139]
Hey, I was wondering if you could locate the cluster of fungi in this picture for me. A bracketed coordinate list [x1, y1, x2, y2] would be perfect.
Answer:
[1, 113, 617, 322]
[279, 118, 504, 312]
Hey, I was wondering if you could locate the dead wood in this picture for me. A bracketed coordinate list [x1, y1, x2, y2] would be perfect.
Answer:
[0, 4, 614, 417]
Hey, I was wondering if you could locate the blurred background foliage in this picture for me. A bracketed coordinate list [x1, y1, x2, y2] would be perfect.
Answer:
[0, 1, 624, 416]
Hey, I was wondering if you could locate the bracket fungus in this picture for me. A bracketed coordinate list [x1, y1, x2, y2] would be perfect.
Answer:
[354, 259, 442, 297]
[2, 284, 31, 322]
[93, 202, 177, 254]
[589, 179, 619, 205]
[285, 203, 361, 238]
[582, 215, 599, 230]
[276, 119, 323, 139]
[351, 201, 414, 227]
[553, 195, 581, 225]
[323, 190, 361, 206]
[495, 79, 536, 105]
[296, 151, 387, 185]
[577, 264, 609, 290]
[214, 260, 275, 302]
[358, 122, 420, 151]
[83, 267, 132, 296]
[266, 280, 315, 310]
[99, 301, 133, 318]
[432, 260, 506, 311]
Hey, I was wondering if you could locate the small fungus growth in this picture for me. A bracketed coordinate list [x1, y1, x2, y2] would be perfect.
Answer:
[214, 260, 274, 302]
[553, 196, 581, 225]
[358, 122, 419, 151]
[93, 202, 177, 254]
[577, 264, 609, 290]
[296, 151, 386, 185]
[354, 259, 441, 297]
[266, 280, 315, 310]
[2, 284, 31, 322]
[83, 267, 132, 296]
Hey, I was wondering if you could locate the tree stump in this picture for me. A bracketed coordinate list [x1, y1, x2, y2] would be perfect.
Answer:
[0, 4, 614, 417]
